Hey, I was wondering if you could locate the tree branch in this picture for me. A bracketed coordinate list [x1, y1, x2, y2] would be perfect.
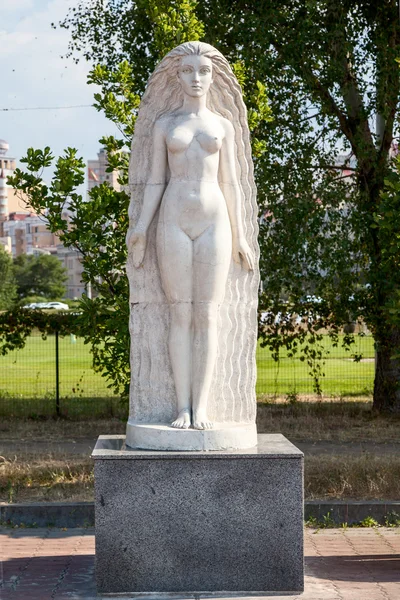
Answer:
[377, 16, 400, 168]
[271, 38, 358, 153]
[312, 165, 356, 171]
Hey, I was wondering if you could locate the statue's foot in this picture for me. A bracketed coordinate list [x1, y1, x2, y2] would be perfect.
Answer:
[171, 409, 191, 429]
[193, 411, 213, 430]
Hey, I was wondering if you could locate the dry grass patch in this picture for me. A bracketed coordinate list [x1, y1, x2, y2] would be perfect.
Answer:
[0, 418, 125, 442]
[2, 400, 399, 444]
[257, 399, 400, 441]
[1, 452, 400, 503]
[305, 454, 400, 500]
[0, 453, 93, 503]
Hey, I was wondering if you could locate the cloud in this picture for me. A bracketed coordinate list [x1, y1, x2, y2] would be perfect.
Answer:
[0, 0, 34, 13]
[0, 0, 119, 190]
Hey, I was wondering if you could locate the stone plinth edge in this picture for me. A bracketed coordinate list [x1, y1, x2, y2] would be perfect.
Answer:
[99, 592, 299, 598]
[125, 420, 257, 451]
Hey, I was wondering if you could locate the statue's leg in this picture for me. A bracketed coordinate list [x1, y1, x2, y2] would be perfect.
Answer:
[169, 303, 193, 428]
[192, 221, 231, 430]
[157, 222, 193, 428]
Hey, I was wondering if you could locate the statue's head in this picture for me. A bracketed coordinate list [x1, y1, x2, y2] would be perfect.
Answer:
[131, 41, 254, 194]
[159, 41, 228, 103]
[177, 53, 213, 99]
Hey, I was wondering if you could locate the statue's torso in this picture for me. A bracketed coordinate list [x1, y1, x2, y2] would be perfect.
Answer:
[159, 112, 229, 240]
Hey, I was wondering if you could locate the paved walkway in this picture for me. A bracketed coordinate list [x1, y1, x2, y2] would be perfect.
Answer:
[0, 527, 399, 599]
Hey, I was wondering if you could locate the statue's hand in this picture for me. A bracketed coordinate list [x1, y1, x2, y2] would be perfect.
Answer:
[127, 227, 147, 268]
[232, 237, 254, 271]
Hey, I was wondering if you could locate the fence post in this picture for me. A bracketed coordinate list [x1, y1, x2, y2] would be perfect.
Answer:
[55, 330, 60, 416]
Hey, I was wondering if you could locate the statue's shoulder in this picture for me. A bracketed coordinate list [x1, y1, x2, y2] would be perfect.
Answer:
[216, 115, 235, 137]
[154, 115, 169, 131]
[157, 113, 179, 125]
[154, 113, 177, 136]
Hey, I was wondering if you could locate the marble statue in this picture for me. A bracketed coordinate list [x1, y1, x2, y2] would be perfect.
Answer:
[126, 41, 259, 451]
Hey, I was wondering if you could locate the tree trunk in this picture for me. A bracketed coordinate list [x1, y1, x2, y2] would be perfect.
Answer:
[373, 328, 400, 413]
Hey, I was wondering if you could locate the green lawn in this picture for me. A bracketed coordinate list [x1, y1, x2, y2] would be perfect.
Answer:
[256, 334, 375, 397]
[0, 332, 112, 399]
[0, 332, 375, 416]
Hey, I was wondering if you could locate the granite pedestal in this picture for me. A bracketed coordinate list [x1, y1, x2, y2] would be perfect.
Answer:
[92, 434, 304, 596]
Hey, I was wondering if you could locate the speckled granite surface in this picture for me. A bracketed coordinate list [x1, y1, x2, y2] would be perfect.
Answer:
[93, 434, 304, 595]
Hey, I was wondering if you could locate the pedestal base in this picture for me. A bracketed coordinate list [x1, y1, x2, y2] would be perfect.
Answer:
[92, 434, 304, 596]
[126, 420, 257, 451]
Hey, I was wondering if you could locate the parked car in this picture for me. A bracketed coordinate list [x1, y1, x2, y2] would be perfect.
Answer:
[43, 302, 69, 310]
[22, 301, 69, 310]
[260, 311, 302, 326]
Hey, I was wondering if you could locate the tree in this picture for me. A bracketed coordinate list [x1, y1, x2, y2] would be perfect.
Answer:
[0, 246, 17, 310]
[8, 1, 269, 401]
[11, 0, 400, 411]
[57, 0, 400, 413]
[13, 254, 68, 299]
[7, 4, 206, 398]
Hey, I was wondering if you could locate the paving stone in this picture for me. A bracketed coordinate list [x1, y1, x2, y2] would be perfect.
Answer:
[1, 527, 400, 599]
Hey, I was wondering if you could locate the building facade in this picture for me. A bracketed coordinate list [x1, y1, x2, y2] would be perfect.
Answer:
[87, 147, 121, 192]
[0, 139, 85, 298]
[1, 140, 122, 299]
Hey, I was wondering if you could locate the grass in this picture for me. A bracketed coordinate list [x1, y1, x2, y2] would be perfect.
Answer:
[1, 399, 399, 442]
[0, 331, 396, 505]
[256, 333, 375, 396]
[0, 396, 128, 419]
[0, 332, 114, 400]
[0, 454, 94, 503]
[0, 418, 125, 441]
[1, 452, 399, 504]
[257, 399, 400, 441]
[0, 333, 375, 418]
[0, 401, 399, 503]
[305, 455, 400, 500]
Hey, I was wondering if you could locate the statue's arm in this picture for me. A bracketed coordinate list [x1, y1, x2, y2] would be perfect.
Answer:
[134, 120, 167, 231]
[127, 121, 168, 268]
[219, 121, 254, 271]
[219, 121, 244, 239]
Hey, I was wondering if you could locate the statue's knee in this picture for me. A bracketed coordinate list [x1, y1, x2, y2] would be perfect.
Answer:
[194, 303, 218, 329]
[170, 303, 192, 328]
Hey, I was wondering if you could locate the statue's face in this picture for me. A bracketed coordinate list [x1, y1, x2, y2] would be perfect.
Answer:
[177, 55, 213, 98]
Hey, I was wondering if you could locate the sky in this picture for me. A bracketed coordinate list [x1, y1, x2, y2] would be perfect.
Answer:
[0, 0, 119, 190]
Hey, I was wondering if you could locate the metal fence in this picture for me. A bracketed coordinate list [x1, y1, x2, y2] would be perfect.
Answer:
[0, 332, 122, 419]
[0, 330, 375, 418]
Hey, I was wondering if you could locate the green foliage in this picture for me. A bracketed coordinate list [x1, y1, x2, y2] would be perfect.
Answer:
[88, 61, 140, 139]
[146, 0, 204, 57]
[6, 0, 273, 401]
[0, 308, 78, 356]
[8, 147, 131, 399]
[306, 513, 399, 529]
[285, 390, 299, 405]
[359, 516, 379, 528]
[13, 254, 68, 300]
[320, 511, 336, 529]
[305, 511, 336, 529]
[0, 246, 17, 310]
[372, 157, 400, 336]
[384, 511, 400, 527]
[57, 0, 205, 91]
[55, 0, 371, 401]
[304, 515, 318, 528]
[15, 0, 400, 410]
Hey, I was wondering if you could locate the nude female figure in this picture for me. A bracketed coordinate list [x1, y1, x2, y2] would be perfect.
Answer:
[127, 43, 254, 430]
